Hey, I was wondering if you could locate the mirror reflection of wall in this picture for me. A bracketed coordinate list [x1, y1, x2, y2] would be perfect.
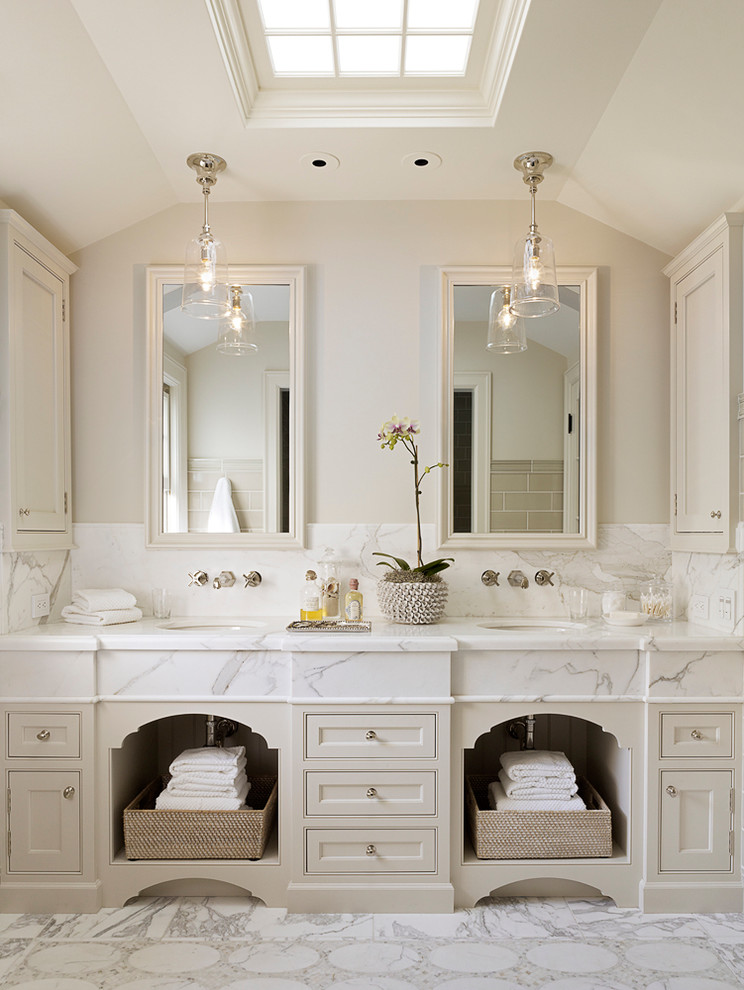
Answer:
[161, 282, 290, 535]
[451, 280, 586, 538]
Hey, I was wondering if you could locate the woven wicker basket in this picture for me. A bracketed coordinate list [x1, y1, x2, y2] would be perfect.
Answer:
[466, 774, 612, 860]
[123, 774, 277, 860]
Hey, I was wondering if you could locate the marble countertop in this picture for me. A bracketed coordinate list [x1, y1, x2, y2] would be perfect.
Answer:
[0, 616, 741, 653]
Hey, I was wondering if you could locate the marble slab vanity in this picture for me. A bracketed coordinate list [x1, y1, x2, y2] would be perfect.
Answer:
[0, 617, 741, 916]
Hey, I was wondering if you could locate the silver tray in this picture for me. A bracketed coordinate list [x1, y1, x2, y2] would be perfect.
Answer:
[286, 619, 371, 632]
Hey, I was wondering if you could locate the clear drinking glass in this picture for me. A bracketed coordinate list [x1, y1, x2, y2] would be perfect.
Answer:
[152, 588, 171, 619]
[567, 587, 588, 620]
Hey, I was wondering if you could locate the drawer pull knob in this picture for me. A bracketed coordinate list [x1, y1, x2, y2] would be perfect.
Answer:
[365, 844, 377, 856]
[36, 729, 51, 741]
[63, 786, 75, 799]
[666, 785, 678, 798]
[711, 509, 722, 519]
[365, 730, 377, 740]
[690, 729, 703, 740]
[366, 787, 378, 798]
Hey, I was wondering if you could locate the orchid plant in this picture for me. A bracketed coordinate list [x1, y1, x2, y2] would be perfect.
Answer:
[374, 415, 452, 580]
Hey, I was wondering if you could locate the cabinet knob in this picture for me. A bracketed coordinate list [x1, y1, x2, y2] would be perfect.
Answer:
[365, 844, 377, 856]
[36, 729, 50, 741]
[690, 729, 703, 740]
[365, 730, 377, 740]
[666, 785, 678, 798]
[366, 787, 377, 798]
[63, 786, 76, 799]
[18, 508, 30, 517]
[711, 509, 722, 519]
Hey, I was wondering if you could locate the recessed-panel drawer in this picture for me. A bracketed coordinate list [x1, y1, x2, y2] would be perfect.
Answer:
[305, 827, 437, 874]
[660, 712, 733, 759]
[305, 713, 437, 760]
[305, 770, 437, 817]
[7, 713, 81, 759]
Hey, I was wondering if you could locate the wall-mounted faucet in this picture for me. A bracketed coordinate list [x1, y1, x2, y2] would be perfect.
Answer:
[187, 570, 208, 587]
[481, 570, 500, 587]
[213, 570, 236, 589]
[243, 571, 262, 588]
[508, 570, 529, 588]
[535, 570, 555, 586]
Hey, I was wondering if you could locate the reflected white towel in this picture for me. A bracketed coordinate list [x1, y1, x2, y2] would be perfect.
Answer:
[488, 780, 586, 812]
[499, 750, 576, 780]
[207, 476, 240, 533]
[61, 605, 142, 626]
[169, 746, 246, 774]
[155, 780, 250, 811]
[72, 588, 138, 611]
[498, 768, 578, 799]
[168, 775, 250, 798]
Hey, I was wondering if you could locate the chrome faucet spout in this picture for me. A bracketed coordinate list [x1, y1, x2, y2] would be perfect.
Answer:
[508, 570, 529, 589]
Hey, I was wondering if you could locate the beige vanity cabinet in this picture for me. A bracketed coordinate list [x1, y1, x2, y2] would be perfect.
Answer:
[0, 210, 76, 550]
[2, 706, 96, 912]
[645, 705, 741, 912]
[664, 213, 744, 552]
[293, 707, 451, 913]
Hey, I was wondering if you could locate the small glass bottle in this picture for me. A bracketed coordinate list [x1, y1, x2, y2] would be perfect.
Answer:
[344, 579, 363, 622]
[640, 576, 673, 622]
[319, 548, 340, 619]
[300, 569, 323, 621]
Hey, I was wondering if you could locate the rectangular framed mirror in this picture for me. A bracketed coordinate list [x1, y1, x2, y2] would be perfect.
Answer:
[146, 265, 306, 548]
[438, 266, 597, 550]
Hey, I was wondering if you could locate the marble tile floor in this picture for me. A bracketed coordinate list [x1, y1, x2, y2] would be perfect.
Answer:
[0, 895, 744, 989]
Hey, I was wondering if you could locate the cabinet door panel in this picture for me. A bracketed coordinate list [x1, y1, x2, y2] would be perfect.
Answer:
[673, 249, 725, 535]
[660, 769, 732, 873]
[8, 770, 80, 873]
[12, 243, 66, 532]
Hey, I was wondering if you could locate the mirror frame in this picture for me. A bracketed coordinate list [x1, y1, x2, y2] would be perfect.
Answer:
[438, 265, 597, 550]
[145, 264, 306, 548]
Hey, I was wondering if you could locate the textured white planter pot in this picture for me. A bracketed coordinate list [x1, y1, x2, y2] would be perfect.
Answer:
[376, 578, 448, 625]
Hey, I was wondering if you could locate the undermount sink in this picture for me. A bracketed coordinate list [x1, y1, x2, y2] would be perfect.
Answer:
[477, 618, 589, 632]
[158, 619, 266, 632]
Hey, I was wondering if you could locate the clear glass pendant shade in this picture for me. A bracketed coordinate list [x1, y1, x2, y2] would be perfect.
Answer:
[217, 286, 258, 355]
[487, 287, 527, 354]
[510, 231, 559, 318]
[181, 230, 231, 319]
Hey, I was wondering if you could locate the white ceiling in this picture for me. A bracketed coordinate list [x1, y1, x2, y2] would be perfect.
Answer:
[2, 0, 742, 257]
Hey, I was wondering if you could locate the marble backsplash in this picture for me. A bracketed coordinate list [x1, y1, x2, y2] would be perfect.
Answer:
[0, 521, 668, 624]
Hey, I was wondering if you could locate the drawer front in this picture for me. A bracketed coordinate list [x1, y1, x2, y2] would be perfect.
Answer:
[305, 713, 437, 760]
[660, 712, 733, 759]
[305, 770, 437, 817]
[8, 713, 81, 759]
[306, 828, 437, 874]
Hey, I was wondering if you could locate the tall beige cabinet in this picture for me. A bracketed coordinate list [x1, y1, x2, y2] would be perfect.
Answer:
[0, 210, 76, 551]
[664, 213, 744, 552]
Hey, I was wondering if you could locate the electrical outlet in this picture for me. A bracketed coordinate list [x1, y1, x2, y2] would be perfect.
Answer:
[31, 593, 50, 618]
[717, 590, 735, 624]
[689, 594, 709, 620]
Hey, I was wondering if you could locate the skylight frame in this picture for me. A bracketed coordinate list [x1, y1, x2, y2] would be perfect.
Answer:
[257, 0, 481, 78]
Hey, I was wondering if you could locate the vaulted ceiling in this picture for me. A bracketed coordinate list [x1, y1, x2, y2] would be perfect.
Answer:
[2, 0, 742, 257]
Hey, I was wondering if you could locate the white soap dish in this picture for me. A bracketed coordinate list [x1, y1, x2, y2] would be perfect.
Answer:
[603, 611, 649, 627]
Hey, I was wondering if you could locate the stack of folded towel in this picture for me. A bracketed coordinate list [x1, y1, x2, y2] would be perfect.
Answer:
[155, 745, 251, 811]
[61, 588, 142, 626]
[488, 749, 586, 811]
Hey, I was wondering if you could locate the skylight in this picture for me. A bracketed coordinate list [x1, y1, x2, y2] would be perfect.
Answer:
[258, 0, 479, 77]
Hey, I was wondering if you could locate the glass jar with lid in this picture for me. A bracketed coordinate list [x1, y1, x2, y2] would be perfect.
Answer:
[640, 576, 673, 622]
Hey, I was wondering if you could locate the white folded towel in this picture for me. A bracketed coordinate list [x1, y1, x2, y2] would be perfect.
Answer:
[169, 746, 246, 774]
[72, 588, 138, 611]
[488, 780, 586, 812]
[61, 605, 143, 626]
[499, 750, 576, 781]
[498, 767, 578, 799]
[169, 759, 247, 787]
[207, 476, 240, 534]
[155, 780, 250, 811]
[168, 770, 249, 796]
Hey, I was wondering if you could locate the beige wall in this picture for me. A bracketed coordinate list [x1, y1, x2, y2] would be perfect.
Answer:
[69, 199, 671, 526]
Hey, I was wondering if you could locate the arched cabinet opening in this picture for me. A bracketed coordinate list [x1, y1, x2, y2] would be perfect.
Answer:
[456, 707, 642, 909]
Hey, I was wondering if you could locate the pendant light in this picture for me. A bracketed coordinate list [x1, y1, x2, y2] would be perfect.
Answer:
[181, 153, 231, 319]
[510, 152, 560, 318]
[487, 286, 526, 354]
[217, 285, 258, 355]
